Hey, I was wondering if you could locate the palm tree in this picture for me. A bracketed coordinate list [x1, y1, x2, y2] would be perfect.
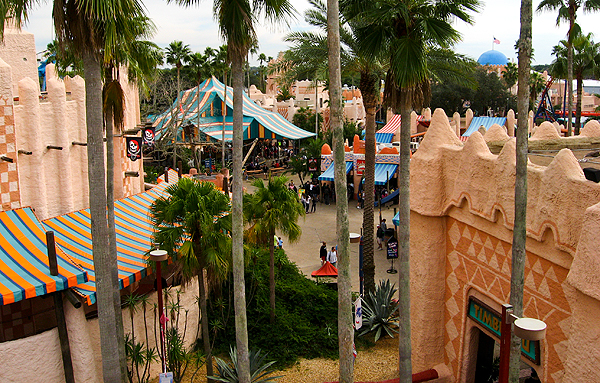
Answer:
[510, 0, 532, 381]
[341, 1, 480, 381]
[243, 176, 304, 323]
[503, 61, 518, 89]
[281, 0, 383, 295]
[165, 41, 192, 167]
[187, 51, 213, 166]
[209, 44, 230, 167]
[151, 178, 232, 382]
[167, 2, 295, 382]
[325, 0, 353, 382]
[551, 32, 600, 133]
[258, 52, 268, 91]
[3, 0, 153, 380]
[537, 0, 600, 135]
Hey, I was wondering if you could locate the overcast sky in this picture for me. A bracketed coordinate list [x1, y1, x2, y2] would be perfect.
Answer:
[21, 0, 600, 67]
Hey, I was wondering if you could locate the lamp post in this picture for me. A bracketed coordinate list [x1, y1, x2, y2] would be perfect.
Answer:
[149, 249, 168, 373]
[498, 304, 547, 383]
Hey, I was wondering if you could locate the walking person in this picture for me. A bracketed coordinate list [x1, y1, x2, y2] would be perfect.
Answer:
[380, 218, 387, 232]
[327, 246, 337, 268]
[306, 195, 312, 213]
[277, 237, 283, 249]
[300, 194, 307, 212]
[320, 242, 327, 265]
[376, 224, 384, 250]
[310, 195, 317, 213]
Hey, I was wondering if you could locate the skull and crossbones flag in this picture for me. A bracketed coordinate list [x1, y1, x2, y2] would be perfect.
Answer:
[142, 126, 155, 147]
[126, 137, 143, 161]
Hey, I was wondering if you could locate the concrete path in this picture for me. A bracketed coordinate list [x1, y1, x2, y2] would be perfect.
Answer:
[244, 174, 400, 293]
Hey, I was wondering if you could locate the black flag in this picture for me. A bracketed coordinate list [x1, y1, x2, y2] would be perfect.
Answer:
[126, 137, 142, 161]
[142, 126, 155, 146]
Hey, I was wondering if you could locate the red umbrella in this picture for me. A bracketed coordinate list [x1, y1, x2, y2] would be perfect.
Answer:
[311, 261, 338, 277]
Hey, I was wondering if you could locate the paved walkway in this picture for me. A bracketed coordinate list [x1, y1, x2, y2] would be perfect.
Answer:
[244, 175, 400, 292]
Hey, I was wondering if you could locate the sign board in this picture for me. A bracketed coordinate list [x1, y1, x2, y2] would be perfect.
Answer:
[467, 297, 540, 364]
[386, 236, 398, 259]
[308, 158, 318, 172]
[356, 159, 365, 175]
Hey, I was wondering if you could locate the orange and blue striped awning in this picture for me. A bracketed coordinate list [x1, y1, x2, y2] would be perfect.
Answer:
[42, 183, 170, 305]
[0, 208, 88, 305]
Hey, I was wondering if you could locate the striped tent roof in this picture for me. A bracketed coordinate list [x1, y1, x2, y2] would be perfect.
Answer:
[377, 115, 401, 134]
[157, 168, 180, 184]
[42, 182, 170, 305]
[152, 76, 315, 141]
[374, 163, 398, 185]
[462, 116, 507, 140]
[0, 208, 88, 305]
[318, 161, 353, 182]
[375, 132, 394, 143]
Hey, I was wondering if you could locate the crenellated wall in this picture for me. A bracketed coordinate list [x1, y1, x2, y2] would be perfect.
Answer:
[0, 26, 143, 220]
[410, 108, 600, 382]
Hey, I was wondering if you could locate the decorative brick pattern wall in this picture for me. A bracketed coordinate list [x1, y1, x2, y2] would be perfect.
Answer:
[444, 217, 572, 383]
[0, 96, 20, 211]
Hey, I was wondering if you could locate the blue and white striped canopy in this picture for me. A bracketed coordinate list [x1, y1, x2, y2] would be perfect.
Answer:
[375, 132, 394, 143]
[318, 162, 353, 182]
[152, 77, 315, 141]
[462, 117, 507, 138]
[374, 163, 397, 185]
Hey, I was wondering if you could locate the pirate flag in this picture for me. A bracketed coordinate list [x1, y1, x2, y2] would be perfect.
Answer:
[142, 126, 155, 147]
[126, 137, 143, 161]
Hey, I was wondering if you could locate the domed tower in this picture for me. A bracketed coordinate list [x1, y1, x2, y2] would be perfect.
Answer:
[477, 50, 508, 76]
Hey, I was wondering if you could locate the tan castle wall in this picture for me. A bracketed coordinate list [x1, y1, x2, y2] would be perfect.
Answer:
[0, 26, 143, 220]
[410, 108, 600, 382]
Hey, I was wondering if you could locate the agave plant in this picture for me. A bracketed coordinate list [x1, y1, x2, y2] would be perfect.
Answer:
[358, 279, 400, 342]
[212, 346, 282, 383]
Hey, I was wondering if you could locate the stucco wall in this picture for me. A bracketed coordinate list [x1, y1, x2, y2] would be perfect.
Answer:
[409, 108, 600, 383]
[0, 278, 201, 383]
[0, 28, 143, 218]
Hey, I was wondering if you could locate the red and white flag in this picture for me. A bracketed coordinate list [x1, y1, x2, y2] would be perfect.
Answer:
[493, 37, 500, 44]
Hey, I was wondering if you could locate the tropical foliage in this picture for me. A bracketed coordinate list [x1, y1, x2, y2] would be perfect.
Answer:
[213, 346, 281, 383]
[209, 248, 339, 367]
[243, 175, 304, 322]
[151, 178, 232, 381]
[358, 280, 399, 342]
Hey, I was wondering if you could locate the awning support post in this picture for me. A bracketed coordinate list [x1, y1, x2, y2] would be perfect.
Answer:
[47, 231, 76, 383]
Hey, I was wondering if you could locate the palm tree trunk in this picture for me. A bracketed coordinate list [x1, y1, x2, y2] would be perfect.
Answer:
[575, 74, 583, 135]
[198, 267, 214, 382]
[510, 0, 532, 381]
[174, 67, 181, 168]
[327, 1, 353, 382]
[222, 72, 228, 168]
[104, 66, 128, 379]
[269, 228, 276, 323]
[567, 6, 575, 136]
[82, 50, 127, 382]
[231, 52, 252, 383]
[361, 70, 378, 295]
[398, 90, 412, 383]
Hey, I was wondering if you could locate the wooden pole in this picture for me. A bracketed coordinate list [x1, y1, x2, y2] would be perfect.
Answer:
[47, 231, 76, 383]
[499, 304, 513, 383]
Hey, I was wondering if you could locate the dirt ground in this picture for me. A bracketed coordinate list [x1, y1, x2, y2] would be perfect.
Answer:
[167, 336, 399, 383]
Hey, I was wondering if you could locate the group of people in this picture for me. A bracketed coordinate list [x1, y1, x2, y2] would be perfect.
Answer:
[319, 241, 338, 267]
[300, 193, 317, 213]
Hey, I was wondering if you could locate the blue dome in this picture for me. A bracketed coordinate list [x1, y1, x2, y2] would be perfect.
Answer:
[477, 50, 508, 66]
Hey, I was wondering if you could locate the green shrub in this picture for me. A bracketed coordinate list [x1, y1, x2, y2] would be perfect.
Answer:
[209, 248, 338, 367]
